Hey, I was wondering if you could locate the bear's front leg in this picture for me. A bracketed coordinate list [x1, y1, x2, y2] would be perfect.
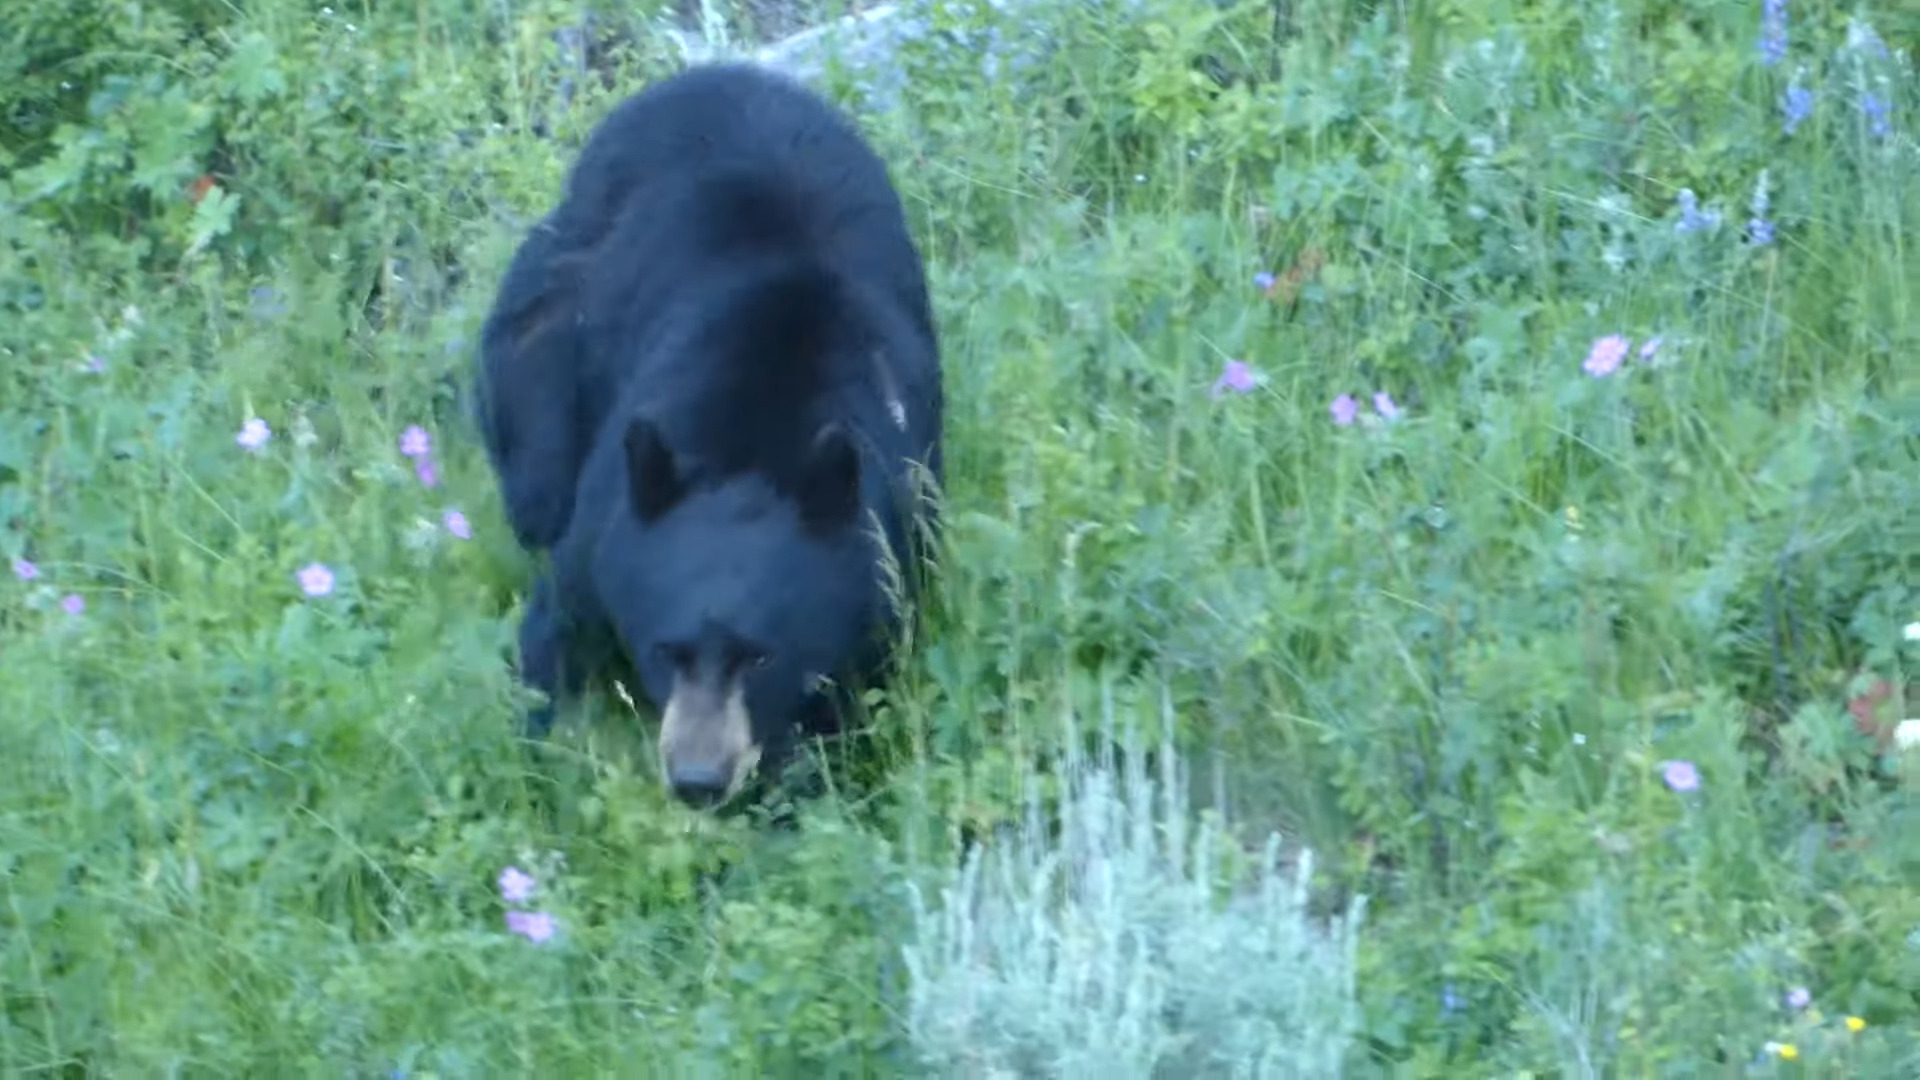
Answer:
[516, 571, 592, 738]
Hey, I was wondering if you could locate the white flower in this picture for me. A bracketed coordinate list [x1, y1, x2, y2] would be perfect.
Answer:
[1894, 720, 1920, 754]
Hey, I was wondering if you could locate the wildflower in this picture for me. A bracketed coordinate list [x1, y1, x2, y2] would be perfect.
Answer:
[1253, 271, 1277, 292]
[1372, 391, 1402, 420]
[1785, 986, 1810, 1010]
[1903, 621, 1920, 642]
[1846, 1015, 1866, 1032]
[498, 866, 536, 904]
[415, 457, 439, 488]
[61, 594, 84, 615]
[1748, 170, 1775, 247]
[1894, 720, 1920, 753]
[1329, 394, 1359, 426]
[399, 425, 431, 459]
[1583, 334, 1630, 378]
[249, 286, 287, 321]
[1638, 337, 1664, 361]
[1659, 759, 1700, 792]
[12, 558, 38, 581]
[1781, 84, 1814, 134]
[1759, 0, 1787, 66]
[1861, 93, 1891, 140]
[1210, 359, 1262, 399]
[1674, 189, 1721, 234]
[444, 509, 473, 540]
[505, 909, 557, 944]
[295, 562, 335, 598]
[236, 417, 272, 452]
[82, 352, 106, 374]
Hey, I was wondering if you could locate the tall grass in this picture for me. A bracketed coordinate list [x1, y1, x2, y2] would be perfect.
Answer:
[2, 0, 1917, 1074]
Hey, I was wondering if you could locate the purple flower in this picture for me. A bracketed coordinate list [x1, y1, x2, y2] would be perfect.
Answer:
[61, 594, 85, 615]
[1862, 93, 1891, 139]
[1746, 171, 1775, 247]
[1638, 336, 1664, 361]
[1210, 359, 1262, 399]
[1372, 391, 1401, 420]
[1329, 394, 1359, 426]
[1659, 759, 1700, 792]
[82, 353, 106, 374]
[498, 866, 536, 904]
[1674, 189, 1721, 234]
[1781, 84, 1814, 135]
[249, 286, 287, 321]
[444, 509, 473, 540]
[415, 457, 439, 488]
[236, 417, 272, 452]
[12, 558, 38, 581]
[1253, 271, 1277, 292]
[1759, 0, 1788, 66]
[505, 910, 557, 944]
[399, 425, 431, 459]
[1786, 986, 1811, 1010]
[1583, 335, 1630, 378]
[295, 562, 335, 598]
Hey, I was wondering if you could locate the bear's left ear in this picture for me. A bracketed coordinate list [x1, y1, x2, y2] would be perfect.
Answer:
[797, 423, 860, 531]
[625, 417, 685, 524]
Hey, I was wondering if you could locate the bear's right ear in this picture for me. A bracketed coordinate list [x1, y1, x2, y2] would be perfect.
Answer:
[624, 417, 684, 524]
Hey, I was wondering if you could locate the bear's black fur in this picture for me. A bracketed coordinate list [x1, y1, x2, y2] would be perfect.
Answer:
[473, 62, 944, 809]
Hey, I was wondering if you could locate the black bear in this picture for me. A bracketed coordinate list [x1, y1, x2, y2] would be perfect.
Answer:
[473, 62, 945, 809]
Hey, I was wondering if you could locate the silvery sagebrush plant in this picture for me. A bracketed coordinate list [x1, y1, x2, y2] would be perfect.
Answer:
[902, 685, 1366, 1078]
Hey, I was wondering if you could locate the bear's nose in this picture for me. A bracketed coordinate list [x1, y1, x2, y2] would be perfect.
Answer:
[668, 762, 731, 808]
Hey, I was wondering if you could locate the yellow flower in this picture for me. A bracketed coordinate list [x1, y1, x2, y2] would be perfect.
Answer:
[1764, 1041, 1800, 1061]
[1846, 1015, 1866, 1032]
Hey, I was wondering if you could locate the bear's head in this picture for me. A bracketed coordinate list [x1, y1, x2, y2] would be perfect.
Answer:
[597, 415, 888, 809]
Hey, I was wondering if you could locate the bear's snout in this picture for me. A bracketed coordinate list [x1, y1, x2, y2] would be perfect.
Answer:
[657, 678, 761, 809]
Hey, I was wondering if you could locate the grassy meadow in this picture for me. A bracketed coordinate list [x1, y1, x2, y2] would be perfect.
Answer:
[3, 0, 1918, 1074]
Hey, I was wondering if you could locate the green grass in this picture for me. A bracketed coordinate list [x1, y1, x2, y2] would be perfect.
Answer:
[3, 0, 1919, 1074]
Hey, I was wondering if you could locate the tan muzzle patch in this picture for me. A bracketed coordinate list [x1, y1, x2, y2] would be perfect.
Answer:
[657, 678, 761, 807]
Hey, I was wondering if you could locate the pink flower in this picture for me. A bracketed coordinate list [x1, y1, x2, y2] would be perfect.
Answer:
[1329, 394, 1359, 426]
[1210, 359, 1262, 399]
[1658, 759, 1700, 792]
[1583, 335, 1630, 378]
[295, 563, 335, 598]
[12, 558, 38, 581]
[1373, 391, 1401, 420]
[236, 417, 272, 451]
[61, 594, 85, 615]
[505, 910, 556, 944]
[498, 866, 536, 904]
[444, 509, 472, 540]
[399, 425, 431, 459]
[415, 458, 439, 488]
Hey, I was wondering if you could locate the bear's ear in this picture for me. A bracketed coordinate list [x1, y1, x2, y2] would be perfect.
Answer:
[625, 417, 684, 524]
[797, 423, 861, 531]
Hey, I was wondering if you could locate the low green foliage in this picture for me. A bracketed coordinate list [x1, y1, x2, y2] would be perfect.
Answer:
[3, 0, 1917, 1074]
